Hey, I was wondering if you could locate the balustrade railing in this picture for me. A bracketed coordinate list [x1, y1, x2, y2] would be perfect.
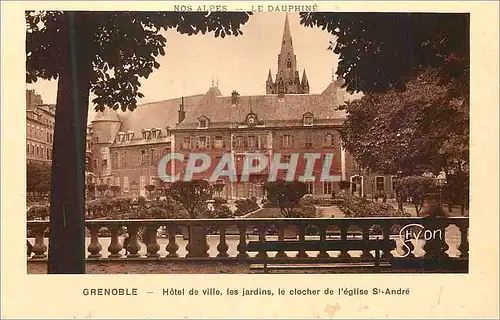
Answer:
[27, 217, 469, 266]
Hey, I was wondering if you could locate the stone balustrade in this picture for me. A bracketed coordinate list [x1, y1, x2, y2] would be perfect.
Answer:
[27, 217, 469, 267]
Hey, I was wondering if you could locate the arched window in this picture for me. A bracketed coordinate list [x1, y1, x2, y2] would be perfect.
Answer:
[286, 58, 292, 68]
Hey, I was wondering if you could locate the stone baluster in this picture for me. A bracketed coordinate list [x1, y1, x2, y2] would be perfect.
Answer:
[87, 225, 102, 259]
[146, 225, 160, 258]
[31, 224, 48, 259]
[338, 221, 351, 259]
[276, 223, 287, 258]
[166, 224, 179, 258]
[401, 224, 415, 258]
[423, 218, 449, 260]
[256, 224, 268, 258]
[296, 224, 308, 258]
[381, 222, 393, 259]
[236, 224, 249, 258]
[317, 224, 329, 258]
[217, 225, 229, 258]
[126, 225, 142, 258]
[458, 221, 469, 259]
[107, 225, 123, 258]
[360, 224, 373, 259]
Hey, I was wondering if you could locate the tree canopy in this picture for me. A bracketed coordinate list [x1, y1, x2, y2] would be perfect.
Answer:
[26, 11, 251, 274]
[27, 11, 251, 111]
[300, 13, 469, 175]
[300, 12, 469, 94]
[340, 69, 468, 174]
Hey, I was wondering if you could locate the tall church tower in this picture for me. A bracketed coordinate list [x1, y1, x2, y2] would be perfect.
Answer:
[266, 14, 309, 95]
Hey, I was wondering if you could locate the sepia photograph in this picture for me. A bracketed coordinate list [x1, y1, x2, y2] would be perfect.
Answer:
[23, 10, 472, 275]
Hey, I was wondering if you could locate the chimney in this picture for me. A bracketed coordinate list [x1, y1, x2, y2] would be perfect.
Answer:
[178, 97, 186, 123]
[231, 90, 240, 105]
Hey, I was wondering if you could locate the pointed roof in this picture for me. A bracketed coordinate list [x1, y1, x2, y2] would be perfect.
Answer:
[301, 69, 309, 84]
[280, 13, 294, 55]
[267, 69, 273, 82]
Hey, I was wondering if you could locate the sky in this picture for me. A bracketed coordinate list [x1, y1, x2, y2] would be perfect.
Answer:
[26, 13, 339, 121]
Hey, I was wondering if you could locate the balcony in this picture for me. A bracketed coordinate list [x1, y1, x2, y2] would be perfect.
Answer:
[27, 217, 469, 273]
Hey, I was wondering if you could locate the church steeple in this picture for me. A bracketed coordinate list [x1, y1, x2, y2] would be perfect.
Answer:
[265, 14, 309, 95]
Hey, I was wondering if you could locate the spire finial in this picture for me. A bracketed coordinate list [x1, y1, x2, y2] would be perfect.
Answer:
[216, 76, 219, 87]
[332, 68, 335, 82]
[211, 75, 214, 87]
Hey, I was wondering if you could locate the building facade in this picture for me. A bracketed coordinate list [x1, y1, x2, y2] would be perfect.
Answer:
[26, 90, 55, 166]
[88, 15, 396, 199]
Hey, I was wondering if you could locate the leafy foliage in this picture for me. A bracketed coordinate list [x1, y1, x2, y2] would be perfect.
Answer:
[26, 11, 252, 111]
[394, 176, 438, 214]
[167, 180, 213, 218]
[338, 194, 410, 218]
[109, 185, 121, 196]
[27, 205, 50, 220]
[300, 13, 469, 94]
[234, 198, 260, 216]
[340, 69, 468, 174]
[27, 163, 51, 193]
[263, 180, 308, 218]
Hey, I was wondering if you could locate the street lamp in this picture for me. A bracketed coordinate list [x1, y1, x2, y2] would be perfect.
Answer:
[436, 172, 447, 207]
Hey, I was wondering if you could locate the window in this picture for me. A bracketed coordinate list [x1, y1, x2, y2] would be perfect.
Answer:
[197, 136, 208, 149]
[150, 149, 156, 164]
[306, 181, 314, 194]
[247, 135, 257, 150]
[199, 119, 207, 129]
[36, 145, 40, 156]
[376, 176, 385, 192]
[286, 58, 292, 68]
[303, 115, 313, 126]
[46, 148, 50, 160]
[140, 150, 146, 165]
[182, 137, 191, 150]
[115, 177, 120, 187]
[142, 130, 151, 140]
[102, 159, 108, 167]
[214, 136, 224, 149]
[324, 133, 334, 147]
[111, 151, 118, 168]
[49, 133, 53, 143]
[305, 133, 313, 148]
[47, 132, 50, 142]
[281, 134, 293, 148]
[323, 181, 333, 195]
[123, 177, 129, 192]
[235, 136, 244, 149]
[121, 151, 127, 167]
[95, 137, 99, 144]
[26, 143, 30, 154]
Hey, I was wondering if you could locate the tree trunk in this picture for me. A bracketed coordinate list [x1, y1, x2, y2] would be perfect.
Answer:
[48, 12, 94, 274]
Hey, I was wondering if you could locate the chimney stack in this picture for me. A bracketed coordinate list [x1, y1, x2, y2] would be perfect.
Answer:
[178, 97, 186, 124]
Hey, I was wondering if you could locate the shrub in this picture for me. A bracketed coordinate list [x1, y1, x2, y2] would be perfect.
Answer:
[234, 198, 260, 216]
[209, 204, 234, 219]
[27, 205, 49, 220]
[213, 197, 228, 205]
[394, 176, 437, 215]
[338, 194, 410, 218]
[263, 180, 308, 217]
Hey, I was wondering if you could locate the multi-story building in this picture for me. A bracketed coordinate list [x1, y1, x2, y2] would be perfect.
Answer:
[89, 15, 397, 199]
[26, 90, 55, 165]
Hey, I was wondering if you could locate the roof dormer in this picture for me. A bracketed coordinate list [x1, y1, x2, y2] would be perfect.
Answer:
[303, 112, 314, 126]
[197, 116, 210, 129]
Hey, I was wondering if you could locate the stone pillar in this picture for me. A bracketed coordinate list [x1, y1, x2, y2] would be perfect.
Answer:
[236, 224, 249, 258]
[31, 224, 48, 259]
[87, 225, 102, 258]
[107, 226, 122, 258]
[166, 224, 179, 258]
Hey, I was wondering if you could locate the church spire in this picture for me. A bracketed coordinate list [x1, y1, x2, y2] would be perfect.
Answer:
[265, 14, 309, 95]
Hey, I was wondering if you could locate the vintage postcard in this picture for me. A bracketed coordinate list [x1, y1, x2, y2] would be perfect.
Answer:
[1, 1, 499, 319]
